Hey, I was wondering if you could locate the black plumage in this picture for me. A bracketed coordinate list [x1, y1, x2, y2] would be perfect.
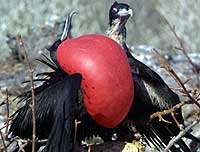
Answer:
[9, 2, 199, 152]
[9, 58, 81, 151]
[9, 57, 114, 152]
[9, 13, 114, 151]
[44, 73, 82, 152]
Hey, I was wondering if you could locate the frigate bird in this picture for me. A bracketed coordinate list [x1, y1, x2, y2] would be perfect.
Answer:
[9, 2, 199, 152]
[107, 1, 199, 152]
[9, 12, 117, 152]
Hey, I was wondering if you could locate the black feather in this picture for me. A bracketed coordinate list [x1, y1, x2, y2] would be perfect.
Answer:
[9, 56, 114, 151]
[44, 74, 82, 152]
[47, 39, 62, 67]
[108, 2, 193, 151]
[124, 46, 192, 152]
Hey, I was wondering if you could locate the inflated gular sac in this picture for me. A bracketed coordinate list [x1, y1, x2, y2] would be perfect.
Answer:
[56, 34, 134, 128]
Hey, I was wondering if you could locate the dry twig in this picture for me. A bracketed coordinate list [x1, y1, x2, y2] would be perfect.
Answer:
[162, 16, 200, 87]
[150, 101, 187, 121]
[0, 129, 7, 152]
[171, 112, 182, 128]
[17, 139, 31, 152]
[152, 43, 200, 150]
[5, 89, 9, 134]
[153, 48, 200, 108]
[74, 120, 81, 148]
[17, 35, 36, 152]
[0, 122, 11, 132]
[163, 119, 199, 152]
[124, 102, 187, 127]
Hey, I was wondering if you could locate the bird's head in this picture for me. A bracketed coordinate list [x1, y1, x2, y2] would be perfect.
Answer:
[107, 1, 132, 45]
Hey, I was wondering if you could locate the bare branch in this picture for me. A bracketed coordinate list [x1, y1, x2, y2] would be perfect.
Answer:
[124, 100, 188, 126]
[0, 122, 11, 132]
[162, 16, 200, 87]
[150, 101, 187, 121]
[74, 120, 81, 147]
[163, 119, 200, 152]
[0, 129, 7, 152]
[17, 35, 36, 152]
[171, 112, 181, 127]
[152, 48, 200, 108]
[5, 89, 9, 134]
[17, 139, 31, 152]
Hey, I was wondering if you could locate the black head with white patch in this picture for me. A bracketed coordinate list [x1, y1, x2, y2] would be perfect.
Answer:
[107, 2, 132, 46]
[109, 1, 132, 26]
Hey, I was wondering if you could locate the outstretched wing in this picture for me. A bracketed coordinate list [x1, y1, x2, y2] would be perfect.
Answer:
[9, 57, 115, 152]
[9, 57, 82, 152]
[9, 58, 69, 139]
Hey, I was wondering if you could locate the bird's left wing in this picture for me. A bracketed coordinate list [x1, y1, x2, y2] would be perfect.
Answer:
[44, 73, 82, 152]
[9, 58, 82, 152]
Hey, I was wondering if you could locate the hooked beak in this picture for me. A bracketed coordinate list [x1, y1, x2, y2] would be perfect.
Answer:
[117, 8, 133, 32]
[117, 8, 133, 17]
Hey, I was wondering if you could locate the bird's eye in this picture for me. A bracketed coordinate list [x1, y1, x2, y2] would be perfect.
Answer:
[112, 7, 118, 13]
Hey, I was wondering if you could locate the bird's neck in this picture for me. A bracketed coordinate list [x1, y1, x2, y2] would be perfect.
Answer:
[106, 23, 126, 47]
[107, 24, 133, 59]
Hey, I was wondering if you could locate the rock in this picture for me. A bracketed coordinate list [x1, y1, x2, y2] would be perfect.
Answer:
[122, 141, 145, 152]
